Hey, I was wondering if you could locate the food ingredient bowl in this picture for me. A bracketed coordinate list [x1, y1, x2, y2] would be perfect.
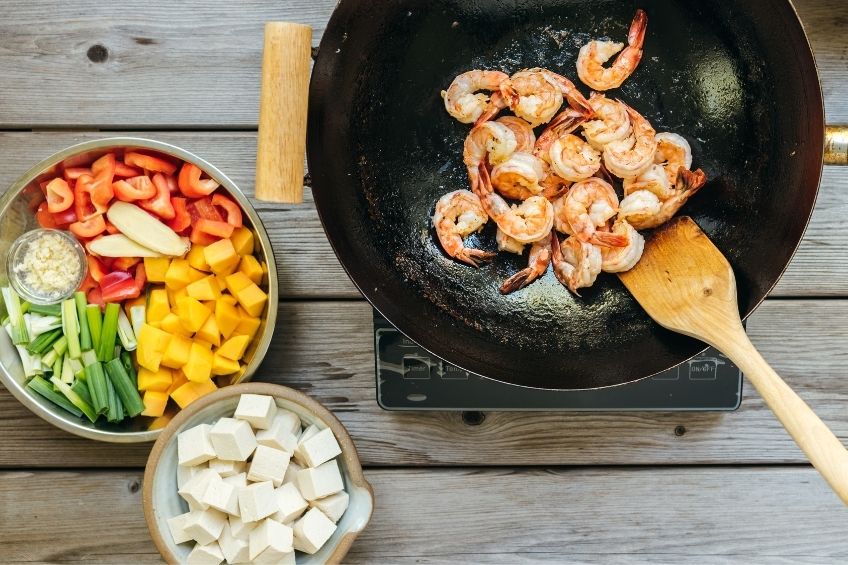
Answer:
[0, 138, 278, 442]
[143, 382, 374, 564]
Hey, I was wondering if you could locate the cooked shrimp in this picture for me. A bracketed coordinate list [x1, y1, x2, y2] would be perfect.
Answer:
[533, 108, 588, 162]
[442, 70, 509, 123]
[551, 193, 574, 235]
[540, 169, 571, 201]
[622, 164, 674, 199]
[582, 93, 631, 149]
[496, 116, 536, 153]
[576, 9, 648, 91]
[551, 232, 602, 295]
[500, 236, 552, 294]
[491, 152, 547, 200]
[463, 121, 518, 191]
[496, 228, 526, 255]
[549, 134, 602, 182]
[603, 103, 657, 178]
[619, 168, 708, 229]
[601, 219, 644, 273]
[432, 190, 495, 267]
[654, 132, 693, 183]
[561, 178, 628, 247]
[473, 163, 554, 244]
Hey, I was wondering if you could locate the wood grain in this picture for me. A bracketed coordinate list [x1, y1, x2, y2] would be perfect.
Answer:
[1, 299, 846, 468]
[1, 131, 847, 298]
[1, 468, 846, 563]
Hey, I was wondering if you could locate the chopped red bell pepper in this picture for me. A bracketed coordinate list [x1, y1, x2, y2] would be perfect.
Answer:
[87, 286, 105, 310]
[63, 167, 92, 181]
[178, 163, 219, 198]
[86, 256, 109, 283]
[168, 197, 192, 233]
[75, 174, 111, 220]
[125, 152, 178, 175]
[189, 225, 219, 246]
[36, 203, 59, 229]
[114, 162, 143, 178]
[100, 270, 141, 302]
[52, 207, 78, 227]
[69, 215, 107, 238]
[211, 193, 243, 228]
[134, 263, 147, 292]
[195, 218, 234, 239]
[164, 174, 178, 193]
[189, 196, 224, 222]
[45, 178, 74, 213]
[139, 173, 176, 220]
[112, 256, 139, 271]
[91, 153, 117, 180]
[104, 218, 120, 235]
[79, 272, 98, 294]
[113, 176, 157, 201]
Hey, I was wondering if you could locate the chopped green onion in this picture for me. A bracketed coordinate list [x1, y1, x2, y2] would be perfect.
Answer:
[61, 299, 81, 359]
[20, 301, 31, 315]
[26, 327, 63, 355]
[86, 305, 102, 352]
[117, 309, 137, 351]
[42, 346, 59, 368]
[51, 352, 62, 376]
[74, 292, 92, 351]
[84, 362, 109, 415]
[69, 357, 83, 375]
[2, 287, 29, 345]
[104, 376, 123, 422]
[129, 305, 146, 339]
[52, 335, 68, 357]
[61, 356, 74, 385]
[120, 350, 137, 388]
[70, 378, 92, 407]
[97, 303, 120, 362]
[105, 358, 145, 418]
[50, 376, 97, 423]
[28, 376, 83, 418]
[26, 302, 61, 316]
[81, 349, 99, 368]
[26, 314, 62, 338]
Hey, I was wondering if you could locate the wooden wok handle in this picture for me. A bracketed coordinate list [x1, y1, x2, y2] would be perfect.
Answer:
[824, 125, 848, 166]
[255, 22, 312, 203]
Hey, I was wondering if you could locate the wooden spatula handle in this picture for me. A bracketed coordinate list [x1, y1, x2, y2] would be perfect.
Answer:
[718, 327, 848, 504]
[255, 22, 312, 203]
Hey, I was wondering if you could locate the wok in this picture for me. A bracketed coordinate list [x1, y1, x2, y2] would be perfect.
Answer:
[306, 0, 847, 390]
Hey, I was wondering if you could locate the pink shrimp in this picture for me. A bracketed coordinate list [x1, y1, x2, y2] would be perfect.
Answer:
[576, 9, 648, 91]
[500, 236, 552, 294]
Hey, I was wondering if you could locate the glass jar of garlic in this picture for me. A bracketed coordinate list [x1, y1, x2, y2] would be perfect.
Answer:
[7, 229, 87, 305]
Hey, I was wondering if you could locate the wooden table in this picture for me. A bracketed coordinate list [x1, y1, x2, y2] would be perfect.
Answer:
[1, 1, 847, 562]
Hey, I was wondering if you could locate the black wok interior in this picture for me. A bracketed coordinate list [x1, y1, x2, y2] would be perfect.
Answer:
[308, 0, 823, 389]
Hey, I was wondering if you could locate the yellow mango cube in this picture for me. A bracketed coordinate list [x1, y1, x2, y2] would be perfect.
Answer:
[184, 342, 214, 383]
[162, 334, 193, 369]
[196, 315, 221, 347]
[147, 411, 174, 430]
[137, 367, 173, 392]
[215, 299, 240, 340]
[176, 296, 211, 333]
[211, 353, 241, 375]
[224, 272, 252, 295]
[230, 227, 255, 256]
[186, 275, 221, 302]
[165, 259, 193, 289]
[238, 255, 264, 285]
[147, 289, 170, 323]
[220, 293, 237, 306]
[187, 244, 210, 272]
[141, 390, 169, 417]
[235, 283, 268, 317]
[166, 369, 189, 395]
[136, 324, 172, 371]
[204, 238, 239, 275]
[233, 307, 261, 340]
[217, 334, 250, 361]
[159, 313, 189, 337]
[144, 257, 171, 283]
[170, 379, 218, 409]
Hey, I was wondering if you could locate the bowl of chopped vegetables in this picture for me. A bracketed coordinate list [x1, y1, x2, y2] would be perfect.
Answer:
[0, 137, 278, 442]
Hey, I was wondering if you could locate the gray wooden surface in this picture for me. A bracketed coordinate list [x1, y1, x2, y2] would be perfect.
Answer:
[0, 0, 847, 563]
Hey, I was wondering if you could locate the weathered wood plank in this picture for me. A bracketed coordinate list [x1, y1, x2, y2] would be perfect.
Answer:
[1, 299, 846, 468]
[0, 468, 845, 563]
[0, 0, 843, 127]
[0, 131, 845, 298]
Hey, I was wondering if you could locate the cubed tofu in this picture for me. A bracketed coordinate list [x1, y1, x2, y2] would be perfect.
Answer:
[296, 460, 344, 501]
[249, 518, 293, 561]
[217, 335, 250, 361]
[211, 353, 240, 376]
[215, 299, 240, 340]
[247, 445, 291, 487]
[184, 342, 215, 383]
[144, 257, 171, 282]
[202, 473, 240, 516]
[256, 417, 298, 453]
[310, 490, 349, 523]
[293, 424, 320, 465]
[283, 461, 303, 485]
[219, 522, 250, 564]
[222, 472, 248, 490]
[178, 462, 207, 489]
[205, 238, 240, 275]
[147, 288, 170, 322]
[274, 410, 302, 435]
[196, 314, 221, 347]
[141, 390, 169, 417]
[167, 511, 194, 544]
[209, 417, 256, 462]
[234, 393, 277, 429]
[160, 312, 191, 337]
[187, 275, 221, 302]
[234, 282, 268, 318]
[237, 481, 278, 523]
[183, 508, 227, 545]
[208, 458, 245, 478]
[298, 428, 342, 468]
[186, 541, 224, 565]
[178, 468, 221, 510]
[292, 507, 337, 555]
[177, 296, 211, 333]
[230, 227, 255, 256]
[171, 379, 218, 409]
[273, 482, 309, 523]
[228, 513, 257, 540]
[238, 255, 264, 285]
[187, 244, 210, 272]
[162, 333, 193, 369]
[178, 423, 216, 466]
[137, 366, 172, 392]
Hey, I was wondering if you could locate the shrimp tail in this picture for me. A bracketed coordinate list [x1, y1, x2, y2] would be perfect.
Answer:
[475, 90, 508, 126]
[677, 167, 707, 194]
[628, 9, 648, 50]
[591, 230, 629, 248]
[534, 109, 587, 159]
[549, 231, 576, 294]
[457, 248, 496, 268]
[596, 162, 616, 185]
[499, 268, 535, 294]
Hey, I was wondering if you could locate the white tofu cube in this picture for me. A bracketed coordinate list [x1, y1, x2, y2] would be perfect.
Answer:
[292, 507, 337, 554]
[209, 418, 256, 462]
[219, 522, 250, 564]
[249, 518, 293, 561]
[178, 462, 207, 489]
[256, 418, 299, 453]
[178, 424, 217, 467]
[222, 472, 248, 489]
[178, 469, 221, 510]
[186, 541, 224, 565]
[273, 482, 309, 523]
[166, 511, 194, 544]
[283, 461, 302, 485]
[234, 394, 277, 430]
[311, 490, 349, 523]
[298, 428, 342, 468]
[255, 548, 296, 564]
[237, 481, 279, 523]
[183, 508, 227, 546]
[228, 513, 256, 540]
[208, 458, 245, 478]
[296, 459, 344, 501]
[274, 410, 302, 435]
[247, 445, 291, 486]
[293, 424, 320, 465]
[201, 474, 239, 516]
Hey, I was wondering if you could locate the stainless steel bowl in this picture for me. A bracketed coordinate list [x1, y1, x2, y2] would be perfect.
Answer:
[0, 138, 278, 442]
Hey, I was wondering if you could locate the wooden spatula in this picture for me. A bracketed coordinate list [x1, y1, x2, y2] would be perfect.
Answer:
[619, 216, 848, 505]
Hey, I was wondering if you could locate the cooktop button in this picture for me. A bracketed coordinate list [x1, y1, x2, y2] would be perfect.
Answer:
[441, 364, 469, 380]
[402, 355, 431, 379]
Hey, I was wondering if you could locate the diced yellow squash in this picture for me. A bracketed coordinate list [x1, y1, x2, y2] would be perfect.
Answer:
[137, 367, 173, 392]
[170, 379, 218, 409]
[233, 306, 261, 340]
[215, 299, 240, 339]
[187, 244, 210, 272]
[165, 259, 193, 289]
[217, 334, 250, 361]
[224, 272, 252, 295]
[141, 390, 169, 417]
[162, 334, 193, 369]
[204, 238, 240, 275]
[220, 293, 238, 306]
[147, 411, 174, 430]
[196, 314, 221, 347]
[186, 275, 221, 302]
[235, 283, 268, 317]
[187, 266, 206, 283]
[159, 313, 189, 337]
[230, 227, 255, 256]
[211, 353, 241, 375]
[144, 257, 171, 283]
[184, 342, 214, 383]
[176, 296, 211, 333]
[167, 286, 188, 307]
[238, 255, 264, 285]
[136, 324, 172, 371]
[147, 289, 170, 323]
[166, 369, 189, 395]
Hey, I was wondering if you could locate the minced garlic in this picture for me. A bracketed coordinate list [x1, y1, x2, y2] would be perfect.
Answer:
[12, 231, 82, 301]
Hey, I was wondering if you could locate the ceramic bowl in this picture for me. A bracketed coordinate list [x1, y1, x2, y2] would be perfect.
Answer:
[143, 382, 374, 564]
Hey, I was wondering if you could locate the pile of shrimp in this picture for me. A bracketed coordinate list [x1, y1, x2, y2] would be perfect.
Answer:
[434, 9, 708, 296]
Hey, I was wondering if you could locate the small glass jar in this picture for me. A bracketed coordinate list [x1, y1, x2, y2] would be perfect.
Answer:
[7, 228, 88, 305]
